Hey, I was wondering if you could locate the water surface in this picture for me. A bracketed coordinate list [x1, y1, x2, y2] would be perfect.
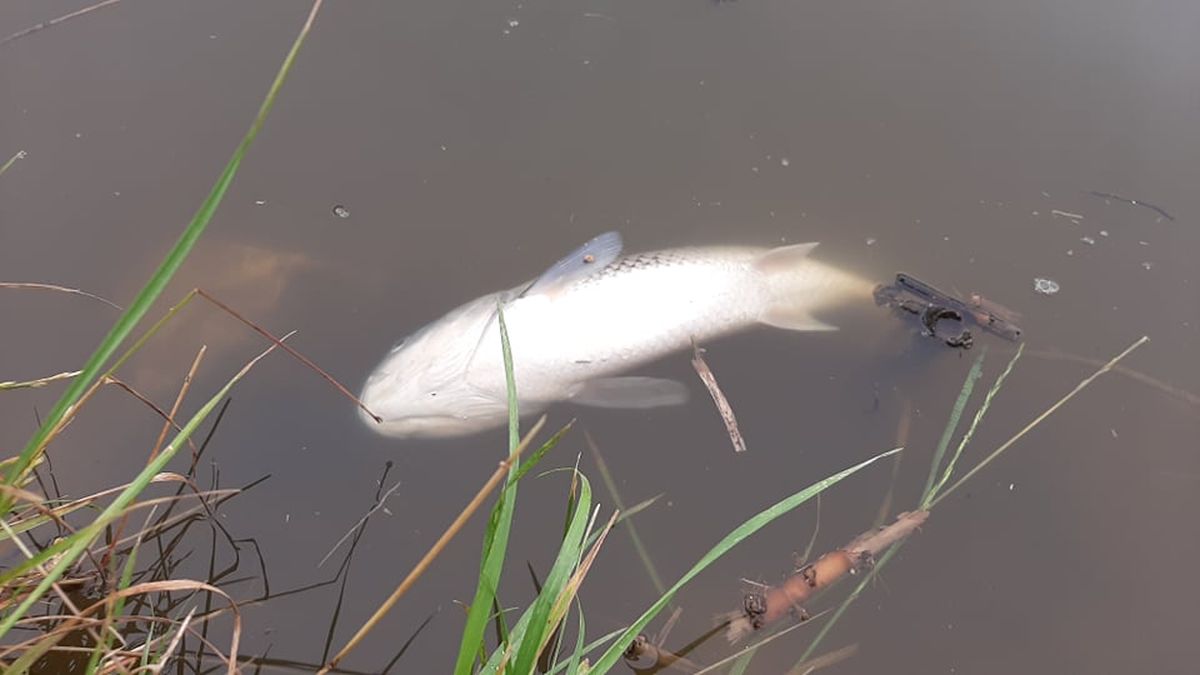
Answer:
[2, 0, 1198, 672]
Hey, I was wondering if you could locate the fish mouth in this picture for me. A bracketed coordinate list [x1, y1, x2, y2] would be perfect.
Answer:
[361, 411, 501, 440]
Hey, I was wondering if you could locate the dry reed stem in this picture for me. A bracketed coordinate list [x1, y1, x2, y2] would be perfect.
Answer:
[691, 341, 746, 453]
[319, 414, 548, 674]
[0, 519, 115, 653]
[194, 288, 380, 422]
[0, 370, 82, 390]
[0, 281, 123, 310]
[150, 346, 207, 461]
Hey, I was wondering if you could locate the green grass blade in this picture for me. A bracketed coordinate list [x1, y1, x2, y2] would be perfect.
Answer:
[454, 306, 522, 674]
[510, 475, 592, 674]
[564, 602, 587, 675]
[929, 343, 1024, 500]
[727, 649, 757, 675]
[919, 349, 986, 507]
[931, 335, 1149, 507]
[587, 447, 902, 674]
[1, 0, 326, 511]
[510, 421, 574, 486]
[587, 433, 667, 595]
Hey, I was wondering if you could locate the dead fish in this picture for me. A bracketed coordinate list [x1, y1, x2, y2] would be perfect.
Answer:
[360, 232, 873, 438]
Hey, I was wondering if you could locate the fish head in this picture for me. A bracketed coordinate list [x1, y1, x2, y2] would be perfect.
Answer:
[359, 294, 508, 438]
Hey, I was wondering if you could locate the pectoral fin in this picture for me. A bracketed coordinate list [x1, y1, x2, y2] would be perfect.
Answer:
[568, 377, 689, 409]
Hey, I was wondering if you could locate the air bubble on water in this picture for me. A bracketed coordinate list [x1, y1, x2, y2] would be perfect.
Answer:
[254, 200, 266, 206]
[1066, 249, 1074, 256]
[1099, 230, 1109, 237]
[1033, 278, 1060, 295]
[865, 237, 877, 246]
[1081, 236, 1095, 245]
[1141, 261, 1154, 270]
[507, 18, 520, 28]
[780, 157, 790, 167]
[332, 204, 350, 219]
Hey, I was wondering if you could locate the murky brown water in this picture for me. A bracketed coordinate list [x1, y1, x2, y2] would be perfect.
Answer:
[3, 0, 1199, 672]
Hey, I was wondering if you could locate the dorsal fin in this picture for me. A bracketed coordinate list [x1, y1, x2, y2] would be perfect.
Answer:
[521, 231, 623, 298]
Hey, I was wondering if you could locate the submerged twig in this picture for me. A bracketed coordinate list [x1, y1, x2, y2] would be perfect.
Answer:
[690, 340, 746, 452]
[724, 511, 929, 642]
[0, 0, 123, 48]
[1088, 190, 1175, 221]
[1025, 347, 1199, 409]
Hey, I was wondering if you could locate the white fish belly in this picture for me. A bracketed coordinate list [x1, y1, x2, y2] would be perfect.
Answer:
[473, 249, 770, 401]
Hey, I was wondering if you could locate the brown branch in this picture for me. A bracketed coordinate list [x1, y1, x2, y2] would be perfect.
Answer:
[690, 340, 746, 453]
[725, 510, 929, 642]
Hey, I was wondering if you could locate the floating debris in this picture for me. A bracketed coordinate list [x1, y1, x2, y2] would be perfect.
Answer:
[1081, 236, 1096, 245]
[1033, 278, 1060, 295]
[875, 272, 1023, 347]
[865, 237, 877, 246]
[332, 204, 350, 219]
[254, 199, 266, 206]
[1051, 209, 1084, 220]
[1141, 261, 1154, 270]
[780, 157, 790, 167]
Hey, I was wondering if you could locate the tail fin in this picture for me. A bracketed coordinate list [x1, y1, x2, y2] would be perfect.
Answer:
[754, 242, 873, 331]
